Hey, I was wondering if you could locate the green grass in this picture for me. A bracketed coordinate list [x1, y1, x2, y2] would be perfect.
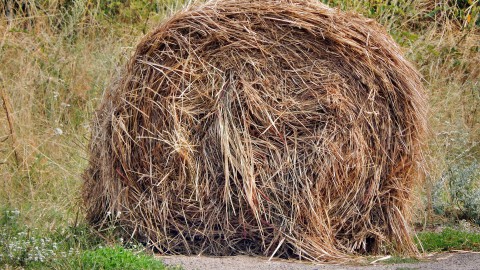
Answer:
[0, 208, 177, 270]
[366, 228, 480, 266]
[368, 227, 480, 265]
[365, 255, 420, 266]
[417, 228, 480, 252]
[74, 247, 176, 270]
[382, 257, 420, 264]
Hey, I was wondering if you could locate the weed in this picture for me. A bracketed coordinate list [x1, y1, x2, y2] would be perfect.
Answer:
[0, 208, 79, 268]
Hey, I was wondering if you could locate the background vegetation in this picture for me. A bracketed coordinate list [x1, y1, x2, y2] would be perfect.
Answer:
[0, 0, 479, 268]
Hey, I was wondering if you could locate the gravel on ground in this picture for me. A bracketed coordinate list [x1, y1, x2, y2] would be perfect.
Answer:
[160, 251, 480, 270]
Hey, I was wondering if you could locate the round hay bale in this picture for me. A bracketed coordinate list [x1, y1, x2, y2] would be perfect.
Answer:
[83, 0, 427, 262]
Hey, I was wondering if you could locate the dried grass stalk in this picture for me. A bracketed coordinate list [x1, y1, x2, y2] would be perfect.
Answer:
[1, 80, 20, 166]
[83, 0, 427, 262]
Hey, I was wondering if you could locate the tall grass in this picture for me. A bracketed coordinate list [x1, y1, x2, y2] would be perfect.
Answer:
[0, 0, 175, 230]
[0, 0, 479, 239]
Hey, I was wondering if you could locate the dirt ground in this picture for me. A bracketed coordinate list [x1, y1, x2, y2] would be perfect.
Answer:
[160, 251, 480, 270]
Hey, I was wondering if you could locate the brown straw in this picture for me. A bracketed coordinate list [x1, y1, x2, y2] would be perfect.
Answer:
[83, 0, 427, 262]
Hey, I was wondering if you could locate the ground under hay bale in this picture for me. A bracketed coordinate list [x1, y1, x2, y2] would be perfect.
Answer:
[83, 0, 427, 262]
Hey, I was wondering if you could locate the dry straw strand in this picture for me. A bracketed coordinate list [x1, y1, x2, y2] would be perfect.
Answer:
[0, 77, 21, 166]
[83, 0, 427, 262]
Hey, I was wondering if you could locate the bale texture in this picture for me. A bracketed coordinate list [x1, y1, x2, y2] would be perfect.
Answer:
[83, 0, 427, 262]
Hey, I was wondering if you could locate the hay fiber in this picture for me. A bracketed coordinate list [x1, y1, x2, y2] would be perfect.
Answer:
[83, 0, 427, 262]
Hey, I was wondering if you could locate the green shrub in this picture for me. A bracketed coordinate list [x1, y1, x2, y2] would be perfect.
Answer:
[433, 162, 480, 225]
[97, 0, 187, 25]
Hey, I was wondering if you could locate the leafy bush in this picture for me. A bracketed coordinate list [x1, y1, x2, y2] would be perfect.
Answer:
[99, 0, 155, 22]
[97, 0, 186, 25]
[433, 162, 480, 225]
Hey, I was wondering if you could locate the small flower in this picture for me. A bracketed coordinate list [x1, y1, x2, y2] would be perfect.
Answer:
[54, 128, 63, 135]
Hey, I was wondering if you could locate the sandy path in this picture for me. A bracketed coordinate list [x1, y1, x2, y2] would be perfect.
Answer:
[160, 252, 480, 270]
